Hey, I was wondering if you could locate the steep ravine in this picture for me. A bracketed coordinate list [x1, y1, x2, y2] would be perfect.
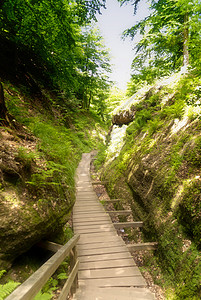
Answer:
[100, 72, 201, 299]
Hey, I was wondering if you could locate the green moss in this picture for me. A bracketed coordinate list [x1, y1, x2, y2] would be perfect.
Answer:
[184, 136, 201, 168]
[176, 180, 201, 247]
[101, 74, 201, 299]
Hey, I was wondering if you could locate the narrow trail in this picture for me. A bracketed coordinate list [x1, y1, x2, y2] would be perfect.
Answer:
[72, 153, 155, 300]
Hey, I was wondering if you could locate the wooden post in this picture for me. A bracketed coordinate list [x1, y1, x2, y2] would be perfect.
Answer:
[6, 234, 80, 300]
[70, 246, 78, 296]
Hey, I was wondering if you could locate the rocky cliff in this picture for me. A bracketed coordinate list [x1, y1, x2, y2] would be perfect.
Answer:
[0, 82, 105, 270]
[0, 126, 74, 269]
[101, 72, 201, 299]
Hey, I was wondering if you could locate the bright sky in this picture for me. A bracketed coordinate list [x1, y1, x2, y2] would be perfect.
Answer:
[97, 0, 149, 90]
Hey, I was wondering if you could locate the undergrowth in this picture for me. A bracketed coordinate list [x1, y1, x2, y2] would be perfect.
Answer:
[101, 73, 201, 299]
[1, 82, 107, 297]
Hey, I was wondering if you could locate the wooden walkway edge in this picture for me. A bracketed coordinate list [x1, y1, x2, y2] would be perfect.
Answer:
[72, 153, 155, 300]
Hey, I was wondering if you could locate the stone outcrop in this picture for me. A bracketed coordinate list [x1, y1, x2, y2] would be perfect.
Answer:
[0, 128, 73, 269]
[112, 109, 134, 126]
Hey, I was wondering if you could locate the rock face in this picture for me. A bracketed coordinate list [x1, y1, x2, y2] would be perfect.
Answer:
[112, 110, 134, 126]
[102, 74, 201, 298]
[0, 128, 73, 269]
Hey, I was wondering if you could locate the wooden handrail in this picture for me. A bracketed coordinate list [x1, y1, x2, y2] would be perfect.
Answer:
[6, 234, 80, 300]
[37, 240, 63, 252]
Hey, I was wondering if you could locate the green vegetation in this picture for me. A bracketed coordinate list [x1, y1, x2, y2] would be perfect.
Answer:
[0, 77, 107, 297]
[0, 0, 201, 299]
[119, 0, 201, 94]
[101, 73, 201, 299]
[0, 270, 20, 300]
[0, 0, 111, 113]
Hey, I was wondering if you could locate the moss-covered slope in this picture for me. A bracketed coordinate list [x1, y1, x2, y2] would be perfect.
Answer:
[0, 81, 106, 269]
[101, 72, 201, 299]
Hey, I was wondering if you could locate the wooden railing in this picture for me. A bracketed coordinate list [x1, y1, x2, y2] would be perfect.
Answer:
[6, 234, 80, 300]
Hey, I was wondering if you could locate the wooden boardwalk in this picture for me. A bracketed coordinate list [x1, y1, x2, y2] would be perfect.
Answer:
[72, 153, 155, 300]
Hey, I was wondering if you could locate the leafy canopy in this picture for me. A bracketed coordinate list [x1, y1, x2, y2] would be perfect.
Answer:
[119, 0, 201, 93]
[0, 0, 111, 116]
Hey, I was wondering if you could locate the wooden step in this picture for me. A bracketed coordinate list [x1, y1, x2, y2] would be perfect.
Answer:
[106, 210, 132, 216]
[73, 287, 155, 300]
[127, 242, 158, 251]
[113, 221, 143, 229]
[102, 199, 122, 203]
[92, 181, 108, 185]
[79, 257, 136, 270]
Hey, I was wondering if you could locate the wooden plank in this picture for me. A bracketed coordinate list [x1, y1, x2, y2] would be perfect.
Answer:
[74, 221, 111, 226]
[37, 241, 62, 252]
[73, 218, 110, 223]
[76, 232, 118, 240]
[74, 204, 102, 208]
[78, 251, 133, 263]
[102, 199, 121, 203]
[106, 210, 132, 216]
[73, 206, 105, 211]
[76, 189, 95, 192]
[77, 240, 124, 250]
[74, 223, 114, 229]
[79, 276, 146, 287]
[73, 209, 105, 213]
[78, 235, 123, 245]
[58, 260, 79, 300]
[91, 181, 108, 185]
[73, 217, 111, 224]
[74, 225, 114, 231]
[73, 211, 106, 216]
[74, 200, 98, 203]
[76, 192, 97, 196]
[73, 287, 155, 300]
[77, 185, 92, 188]
[75, 226, 115, 233]
[79, 258, 136, 270]
[79, 266, 141, 279]
[113, 222, 143, 229]
[6, 234, 80, 300]
[127, 242, 158, 251]
[78, 246, 130, 257]
[76, 190, 96, 193]
[75, 227, 116, 234]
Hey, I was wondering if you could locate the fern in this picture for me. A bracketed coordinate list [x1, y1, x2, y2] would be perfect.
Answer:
[0, 281, 20, 300]
[33, 290, 52, 300]
[57, 272, 68, 280]
[0, 271, 6, 280]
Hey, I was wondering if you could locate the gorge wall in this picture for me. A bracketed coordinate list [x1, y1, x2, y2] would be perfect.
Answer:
[101, 72, 201, 299]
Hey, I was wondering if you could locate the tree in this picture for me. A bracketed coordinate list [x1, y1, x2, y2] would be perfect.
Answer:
[0, 82, 8, 124]
[119, 0, 201, 86]
[76, 26, 112, 110]
[0, 0, 111, 110]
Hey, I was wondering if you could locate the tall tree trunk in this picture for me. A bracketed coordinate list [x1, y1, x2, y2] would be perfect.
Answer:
[183, 12, 189, 69]
[0, 82, 8, 124]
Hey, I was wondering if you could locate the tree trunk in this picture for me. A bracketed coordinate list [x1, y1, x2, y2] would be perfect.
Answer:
[183, 12, 189, 69]
[0, 82, 8, 124]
